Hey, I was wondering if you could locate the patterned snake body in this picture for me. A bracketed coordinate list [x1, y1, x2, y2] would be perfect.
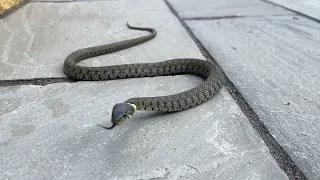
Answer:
[63, 23, 224, 129]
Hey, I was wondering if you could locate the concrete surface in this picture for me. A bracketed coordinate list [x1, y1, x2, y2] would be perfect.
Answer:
[186, 15, 320, 179]
[266, 0, 320, 21]
[167, 0, 293, 19]
[2, 0, 319, 179]
[0, 79, 288, 179]
[0, 0, 202, 80]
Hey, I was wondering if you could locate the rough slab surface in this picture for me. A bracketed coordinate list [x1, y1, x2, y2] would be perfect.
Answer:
[167, 0, 293, 18]
[186, 15, 320, 179]
[0, 78, 288, 179]
[0, 0, 202, 80]
[267, 0, 320, 21]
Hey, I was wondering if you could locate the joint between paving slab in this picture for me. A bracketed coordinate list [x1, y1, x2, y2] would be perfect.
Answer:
[261, 0, 320, 24]
[182, 14, 292, 21]
[0, 1, 311, 178]
[183, 15, 246, 21]
[163, 0, 307, 179]
[0, 78, 75, 87]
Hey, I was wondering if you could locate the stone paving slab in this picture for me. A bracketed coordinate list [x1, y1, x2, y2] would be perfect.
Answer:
[185, 15, 320, 179]
[0, 79, 288, 179]
[167, 0, 294, 19]
[267, 0, 320, 21]
[0, 0, 202, 80]
[0, 0, 290, 179]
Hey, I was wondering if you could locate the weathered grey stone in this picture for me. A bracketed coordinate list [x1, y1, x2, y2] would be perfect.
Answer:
[167, 0, 293, 18]
[0, 0, 202, 80]
[267, 0, 320, 21]
[0, 78, 288, 179]
[186, 15, 320, 179]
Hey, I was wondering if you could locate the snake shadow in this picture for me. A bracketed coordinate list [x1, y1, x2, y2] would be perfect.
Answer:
[132, 110, 184, 123]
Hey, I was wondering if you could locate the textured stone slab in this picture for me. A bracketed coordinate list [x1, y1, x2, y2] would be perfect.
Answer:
[186, 15, 320, 179]
[0, 78, 288, 179]
[0, 0, 202, 80]
[267, 0, 320, 21]
[167, 0, 293, 18]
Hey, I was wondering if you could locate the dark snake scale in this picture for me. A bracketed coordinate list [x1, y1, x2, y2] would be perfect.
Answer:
[63, 22, 225, 128]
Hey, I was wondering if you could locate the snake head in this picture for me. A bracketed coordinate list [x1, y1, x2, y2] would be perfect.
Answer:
[100, 103, 136, 130]
[111, 102, 136, 125]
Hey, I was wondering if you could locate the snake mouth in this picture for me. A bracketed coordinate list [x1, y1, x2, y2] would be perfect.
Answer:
[101, 103, 137, 130]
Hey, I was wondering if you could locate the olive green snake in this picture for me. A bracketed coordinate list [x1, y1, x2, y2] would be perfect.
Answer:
[63, 22, 224, 129]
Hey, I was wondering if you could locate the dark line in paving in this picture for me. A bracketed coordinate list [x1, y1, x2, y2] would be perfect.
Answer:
[0, 77, 75, 87]
[183, 15, 246, 21]
[261, 0, 320, 24]
[183, 14, 294, 21]
[163, 0, 307, 179]
[225, 81, 307, 180]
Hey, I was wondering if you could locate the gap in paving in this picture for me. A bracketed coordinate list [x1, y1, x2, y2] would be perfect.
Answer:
[0, 78, 75, 87]
[0, 0, 308, 178]
[182, 14, 297, 21]
[183, 15, 246, 21]
[163, 0, 307, 179]
[261, 0, 320, 24]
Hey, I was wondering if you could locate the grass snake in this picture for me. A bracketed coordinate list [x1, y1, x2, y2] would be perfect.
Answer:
[63, 22, 224, 129]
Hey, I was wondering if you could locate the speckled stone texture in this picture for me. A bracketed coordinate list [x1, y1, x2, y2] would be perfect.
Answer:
[0, 78, 288, 179]
[0, 0, 293, 179]
[186, 15, 320, 179]
[266, 0, 320, 21]
[168, 0, 293, 18]
[0, 0, 203, 80]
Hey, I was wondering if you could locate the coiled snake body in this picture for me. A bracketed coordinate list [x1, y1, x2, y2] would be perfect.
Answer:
[63, 22, 224, 129]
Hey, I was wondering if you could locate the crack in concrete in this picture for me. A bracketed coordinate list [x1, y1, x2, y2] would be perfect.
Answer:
[21, 8, 36, 64]
[1, 19, 14, 64]
[0, 16, 39, 69]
